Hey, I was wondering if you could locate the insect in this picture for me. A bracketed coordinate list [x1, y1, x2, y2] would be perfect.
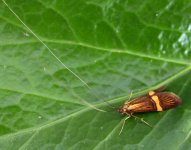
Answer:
[117, 88, 181, 134]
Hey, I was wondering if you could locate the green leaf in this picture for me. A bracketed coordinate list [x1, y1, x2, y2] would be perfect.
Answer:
[0, 0, 191, 149]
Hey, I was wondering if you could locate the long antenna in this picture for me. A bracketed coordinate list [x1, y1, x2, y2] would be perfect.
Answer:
[2, 0, 116, 110]
[2, 0, 88, 87]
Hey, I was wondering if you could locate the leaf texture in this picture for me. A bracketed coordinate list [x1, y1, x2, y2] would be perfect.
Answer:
[0, 0, 191, 149]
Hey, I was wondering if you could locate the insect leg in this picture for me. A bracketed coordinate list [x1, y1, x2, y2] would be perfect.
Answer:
[119, 114, 131, 135]
[131, 114, 152, 127]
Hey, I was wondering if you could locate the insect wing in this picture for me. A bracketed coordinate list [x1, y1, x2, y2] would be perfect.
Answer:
[127, 92, 181, 113]
[127, 95, 156, 113]
[156, 92, 181, 110]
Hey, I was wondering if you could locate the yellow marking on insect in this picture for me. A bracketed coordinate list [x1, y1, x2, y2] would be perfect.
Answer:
[149, 91, 155, 96]
[125, 101, 130, 104]
[127, 103, 143, 110]
[151, 95, 163, 111]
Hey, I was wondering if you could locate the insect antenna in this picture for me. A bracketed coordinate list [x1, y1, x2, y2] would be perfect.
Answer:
[94, 94, 117, 110]
[69, 89, 107, 112]
[2, 0, 117, 112]
[102, 90, 134, 112]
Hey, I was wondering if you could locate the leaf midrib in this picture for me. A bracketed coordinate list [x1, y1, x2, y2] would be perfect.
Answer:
[0, 65, 190, 142]
[1, 37, 190, 66]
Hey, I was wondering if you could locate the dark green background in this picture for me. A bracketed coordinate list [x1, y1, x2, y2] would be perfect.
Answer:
[0, 0, 191, 149]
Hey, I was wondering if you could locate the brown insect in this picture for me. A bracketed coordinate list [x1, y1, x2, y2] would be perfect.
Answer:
[117, 88, 181, 134]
